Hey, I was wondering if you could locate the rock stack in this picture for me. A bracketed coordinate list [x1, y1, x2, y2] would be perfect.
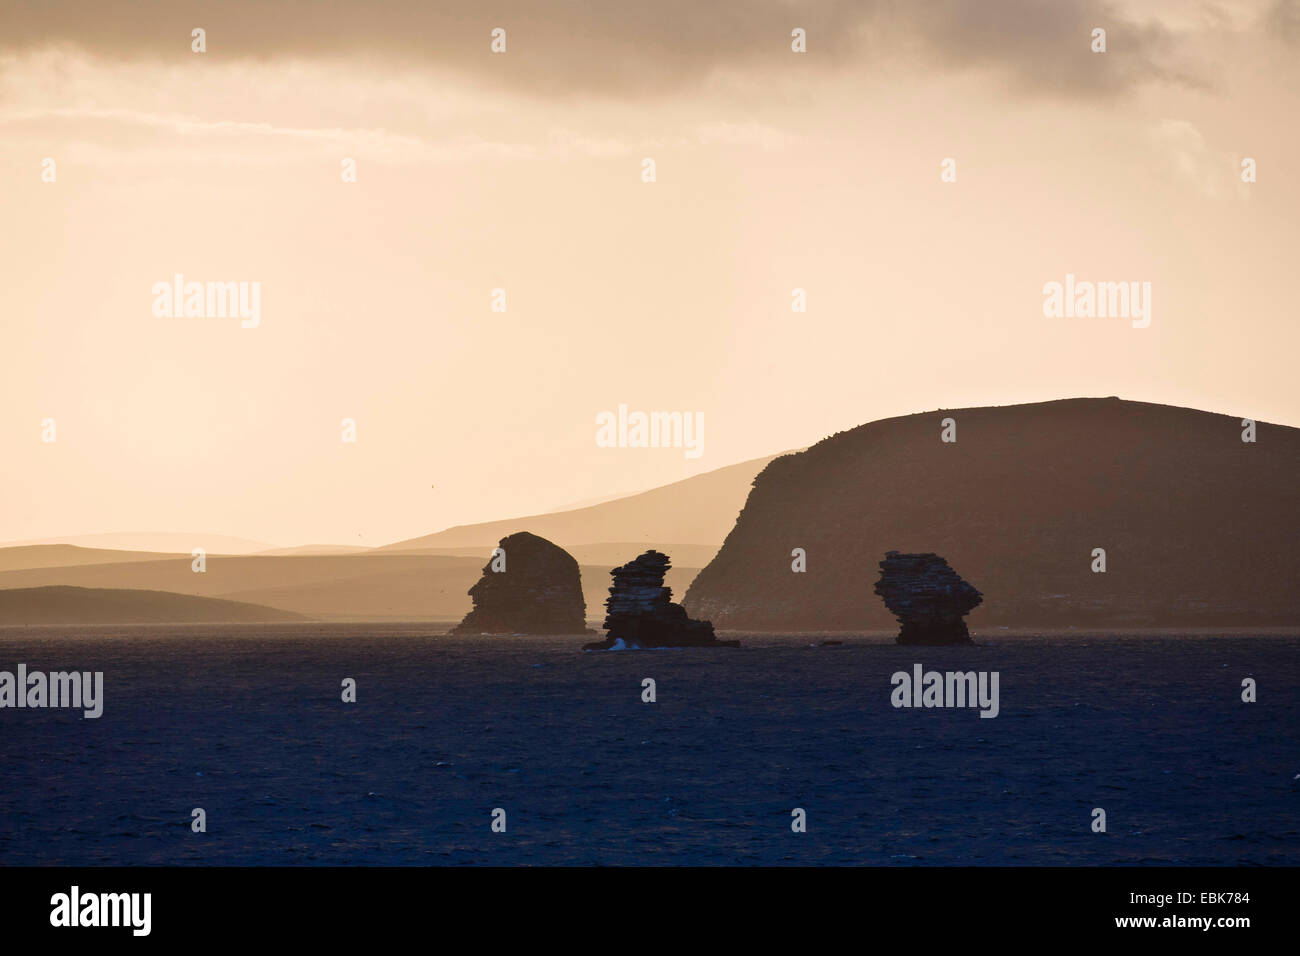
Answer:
[873, 551, 982, 645]
[450, 531, 590, 635]
[584, 550, 737, 649]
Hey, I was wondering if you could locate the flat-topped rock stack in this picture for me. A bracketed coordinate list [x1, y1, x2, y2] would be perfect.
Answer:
[873, 551, 983, 645]
[584, 550, 737, 649]
[450, 531, 590, 635]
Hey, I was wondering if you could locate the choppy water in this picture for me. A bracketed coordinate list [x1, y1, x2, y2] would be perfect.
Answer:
[0, 625, 1295, 865]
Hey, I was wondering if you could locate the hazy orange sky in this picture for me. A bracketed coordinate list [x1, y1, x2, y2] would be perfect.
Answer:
[3, 1, 1297, 547]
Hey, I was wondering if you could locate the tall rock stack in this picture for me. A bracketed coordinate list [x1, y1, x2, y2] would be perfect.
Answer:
[450, 531, 589, 635]
[584, 550, 736, 649]
[873, 551, 983, 645]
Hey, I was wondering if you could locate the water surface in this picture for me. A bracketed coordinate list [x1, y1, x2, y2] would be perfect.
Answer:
[0, 625, 1294, 865]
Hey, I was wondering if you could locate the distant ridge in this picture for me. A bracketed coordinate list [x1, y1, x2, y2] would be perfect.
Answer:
[385, 542, 719, 570]
[685, 398, 1300, 630]
[0, 552, 696, 623]
[0, 586, 307, 625]
[378, 453, 787, 557]
[0, 533, 277, 555]
[0, 544, 186, 573]
[256, 545, 372, 557]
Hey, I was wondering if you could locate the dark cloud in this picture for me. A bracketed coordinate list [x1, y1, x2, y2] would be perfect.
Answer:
[1264, 0, 1300, 42]
[902, 0, 1207, 98]
[0, 0, 1201, 99]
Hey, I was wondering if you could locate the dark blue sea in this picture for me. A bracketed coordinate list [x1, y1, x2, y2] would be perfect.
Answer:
[1, 625, 1295, 865]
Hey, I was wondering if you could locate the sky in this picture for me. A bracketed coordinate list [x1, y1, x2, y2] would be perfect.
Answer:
[2, 0, 1297, 547]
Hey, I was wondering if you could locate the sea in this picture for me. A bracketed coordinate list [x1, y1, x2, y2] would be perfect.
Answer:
[0, 625, 1295, 866]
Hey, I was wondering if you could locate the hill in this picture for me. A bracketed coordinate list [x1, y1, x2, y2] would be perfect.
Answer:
[683, 398, 1300, 630]
[0, 533, 276, 554]
[0, 550, 697, 623]
[379, 453, 785, 558]
[0, 544, 187, 573]
[0, 454, 780, 623]
[0, 586, 306, 625]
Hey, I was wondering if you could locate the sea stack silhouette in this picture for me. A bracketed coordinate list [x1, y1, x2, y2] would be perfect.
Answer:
[874, 551, 982, 644]
[450, 531, 589, 634]
[584, 550, 736, 649]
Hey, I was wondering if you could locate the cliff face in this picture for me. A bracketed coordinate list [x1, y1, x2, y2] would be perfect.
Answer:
[683, 398, 1300, 630]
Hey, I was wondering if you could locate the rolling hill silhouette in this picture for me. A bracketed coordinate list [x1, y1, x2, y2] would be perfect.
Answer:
[0, 533, 276, 554]
[684, 398, 1300, 630]
[379, 453, 782, 556]
[7, 401, 1294, 630]
[0, 544, 188, 573]
[0, 454, 776, 623]
[0, 549, 699, 623]
[0, 586, 306, 625]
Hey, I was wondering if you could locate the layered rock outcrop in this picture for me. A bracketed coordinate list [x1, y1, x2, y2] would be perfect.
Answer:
[450, 532, 589, 634]
[873, 551, 982, 644]
[584, 550, 736, 649]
